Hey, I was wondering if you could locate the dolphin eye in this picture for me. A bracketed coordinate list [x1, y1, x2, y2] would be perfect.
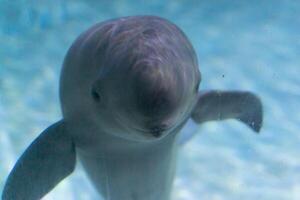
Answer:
[91, 88, 101, 102]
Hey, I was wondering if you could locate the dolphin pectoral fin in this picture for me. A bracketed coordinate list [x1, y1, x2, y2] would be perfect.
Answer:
[2, 120, 76, 200]
[191, 90, 263, 133]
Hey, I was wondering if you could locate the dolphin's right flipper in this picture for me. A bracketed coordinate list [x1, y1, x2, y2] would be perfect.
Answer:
[2, 120, 76, 200]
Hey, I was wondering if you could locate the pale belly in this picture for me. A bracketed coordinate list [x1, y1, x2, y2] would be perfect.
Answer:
[78, 145, 177, 200]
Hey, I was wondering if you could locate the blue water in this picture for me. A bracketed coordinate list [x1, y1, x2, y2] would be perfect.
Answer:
[1, 0, 300, 199]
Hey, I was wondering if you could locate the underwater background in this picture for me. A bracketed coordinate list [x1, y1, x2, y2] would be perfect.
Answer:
[0, 0, 299, 199]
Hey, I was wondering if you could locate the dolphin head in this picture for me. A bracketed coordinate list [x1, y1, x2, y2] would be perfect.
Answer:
[88, 16, 200, 141]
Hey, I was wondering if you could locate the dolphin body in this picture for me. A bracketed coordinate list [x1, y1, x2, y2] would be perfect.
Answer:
[2, 16, 263, 200]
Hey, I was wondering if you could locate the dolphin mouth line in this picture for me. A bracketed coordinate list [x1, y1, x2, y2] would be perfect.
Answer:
[134, 127, 166, 134]
[131, 124, 175, 137]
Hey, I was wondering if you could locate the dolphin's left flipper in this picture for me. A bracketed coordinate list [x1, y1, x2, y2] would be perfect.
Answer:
[2, 120, 76, 200]
[191, 90, 263, 132]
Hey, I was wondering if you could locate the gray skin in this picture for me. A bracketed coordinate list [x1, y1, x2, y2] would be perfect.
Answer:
[60, 16, 200, 200]
[2, 16, 263, 200]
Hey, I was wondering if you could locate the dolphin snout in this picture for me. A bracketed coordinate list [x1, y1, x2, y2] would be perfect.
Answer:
[148, 124, 169, 138]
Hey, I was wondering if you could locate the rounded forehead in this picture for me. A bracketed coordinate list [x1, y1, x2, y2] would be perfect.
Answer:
[93, 15, 201, 103]
[90, 16, 198, 75]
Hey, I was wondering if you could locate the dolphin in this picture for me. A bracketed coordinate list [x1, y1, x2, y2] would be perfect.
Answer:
[2, 15, 263, 200]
